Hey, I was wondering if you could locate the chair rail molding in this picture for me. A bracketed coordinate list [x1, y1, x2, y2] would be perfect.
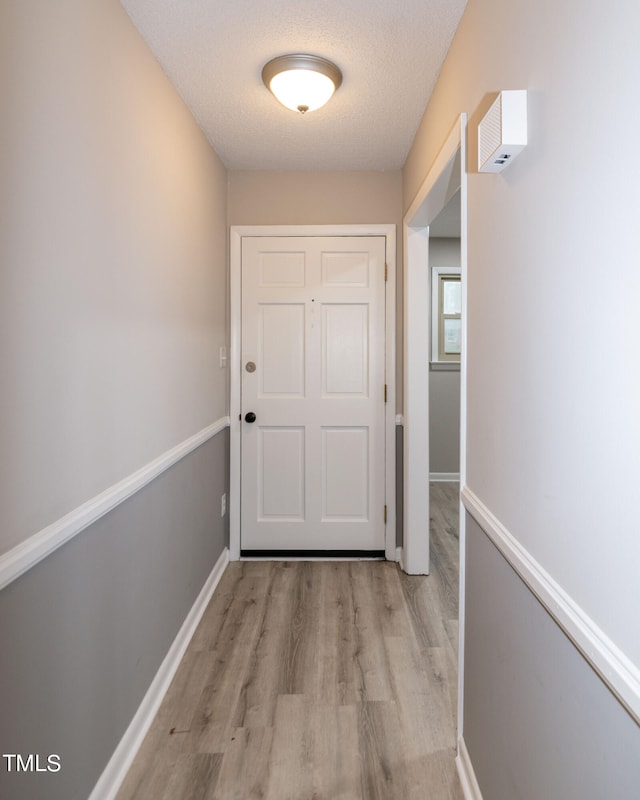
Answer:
[0, 417, 230, 591]
[462, 484, 640, 724]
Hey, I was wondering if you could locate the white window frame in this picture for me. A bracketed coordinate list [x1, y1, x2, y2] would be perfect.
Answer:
[431, 266, 461, 363]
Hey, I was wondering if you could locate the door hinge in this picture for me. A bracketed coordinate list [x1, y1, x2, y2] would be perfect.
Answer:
[384, 505, 387, 524]
[384, 384, 388, 403]
[384, 263, 388, 282]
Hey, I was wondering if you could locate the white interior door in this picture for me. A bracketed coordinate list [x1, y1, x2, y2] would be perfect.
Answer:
[240, 235, 386, 553]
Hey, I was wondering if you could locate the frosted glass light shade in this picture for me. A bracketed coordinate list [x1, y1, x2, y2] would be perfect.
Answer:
[269, 69, 336, 113]
[262, 54, 342, 114]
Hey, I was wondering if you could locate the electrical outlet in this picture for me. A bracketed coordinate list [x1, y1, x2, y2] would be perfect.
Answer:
[219, 346, 227, 369]
[221, 493, 227, 517]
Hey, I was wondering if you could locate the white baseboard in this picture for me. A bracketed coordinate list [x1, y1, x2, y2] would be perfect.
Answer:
[430, 472, 460, 482]
[456, 737, 483, 800]
[0, 417, 230, 591]
[88, 547, 229, 800]
[462, 485, 640, 725]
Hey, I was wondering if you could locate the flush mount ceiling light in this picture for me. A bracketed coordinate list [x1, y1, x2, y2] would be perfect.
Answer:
[262, 54, 343, 114]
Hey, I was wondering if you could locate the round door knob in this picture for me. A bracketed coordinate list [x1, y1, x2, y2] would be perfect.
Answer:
[244, 412, 257, 423]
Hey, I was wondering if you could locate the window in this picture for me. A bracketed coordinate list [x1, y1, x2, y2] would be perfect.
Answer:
[431, 267, 461, 363]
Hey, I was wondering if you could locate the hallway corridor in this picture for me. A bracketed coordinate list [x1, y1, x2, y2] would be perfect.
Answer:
[117, 486, 461, 799]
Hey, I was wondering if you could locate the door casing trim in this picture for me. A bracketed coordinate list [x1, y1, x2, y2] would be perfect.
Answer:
[229, 224, 397, 562]
[403, 114, 467, 740]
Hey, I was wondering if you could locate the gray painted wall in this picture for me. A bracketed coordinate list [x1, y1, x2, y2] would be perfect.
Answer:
[464, 514, 640, 799]
[404, 0, 640, 793]
[429, 369, 461, 474]
[1, 0, 228, 557]
[428, 238, 461, 474]
[406, 0, 640, 670]
[0, 1, 229, 797]
[0, 431, 228, 800]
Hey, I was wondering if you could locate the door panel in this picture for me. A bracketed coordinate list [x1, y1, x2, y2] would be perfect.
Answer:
[241, 235, 386, 552]
[321, 251, 370, 287]
[258, 427, 305, 520]
[322, 304, 369, 396]
[259, 304, 305, 397]
[259, 250, 306, 287]
[321, 427, 369, 520]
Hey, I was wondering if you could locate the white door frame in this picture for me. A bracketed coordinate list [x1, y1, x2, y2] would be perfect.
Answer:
[229, 224, 397, 562]
[402, 114, 467, 576]
[403, 114, 467, 740]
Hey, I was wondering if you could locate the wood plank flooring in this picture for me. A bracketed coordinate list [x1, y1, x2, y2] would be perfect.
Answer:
[116, 483, 461, 800]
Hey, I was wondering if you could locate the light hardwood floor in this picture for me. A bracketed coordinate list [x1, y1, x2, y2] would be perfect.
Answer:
[116, 483, 461, 800]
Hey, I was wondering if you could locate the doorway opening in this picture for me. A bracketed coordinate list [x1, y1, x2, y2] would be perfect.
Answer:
[402, 114, 467, 741]
[229, 225, 397, 563]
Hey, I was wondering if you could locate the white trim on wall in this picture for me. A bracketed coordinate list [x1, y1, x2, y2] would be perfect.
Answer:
[403, 114, 468, 747]
[402, 115, 467, 578]
[88, 547, 230, 800]
[456, 736, 484, 800]
[403, 224, 430, 574]
[430, 472, 461, 482]
[229, 224, 397, 562]
[383, 227, 398, 562]
[462, 485, 640, 725]
[0, 417, 231, 592]
[457, 125, 469, 739]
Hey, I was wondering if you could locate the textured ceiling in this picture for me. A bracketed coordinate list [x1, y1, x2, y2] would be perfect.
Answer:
[120, 0, 467, 171]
